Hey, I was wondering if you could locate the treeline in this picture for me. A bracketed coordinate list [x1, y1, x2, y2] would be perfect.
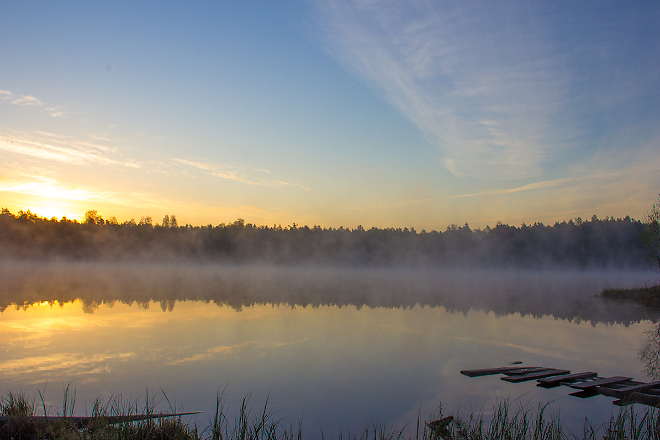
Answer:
[0, 207, 653, 268]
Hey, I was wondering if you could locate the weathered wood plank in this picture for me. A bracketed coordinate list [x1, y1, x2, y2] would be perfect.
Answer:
[613, 391, 660, 407]
[594, 383, 643, 399]
[460, 366, 540, 377]
[501, 367, 550, 376]
[537, 372, 597, 388]
[569, 389, 599, 399]
[609, 380, 660, 395]
[462, 365, 660, 408]
[502, 369, 570, 383]
[570, 376, 633, 390]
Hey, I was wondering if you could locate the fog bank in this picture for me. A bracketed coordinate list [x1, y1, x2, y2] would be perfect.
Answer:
[1, 262, 658, 326]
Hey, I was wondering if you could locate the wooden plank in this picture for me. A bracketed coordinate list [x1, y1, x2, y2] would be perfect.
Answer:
[537, 372, 597, 388]
[502, 367, 550, 376]
[569, 389, 599, 399]
[609, 380, 660, 394]
[613, 391, 660, 407]
[570, 376, 633, 390]
[502, 369, 570, 383]
[460, 366, 540, 377]
[592, 383, 643, 399]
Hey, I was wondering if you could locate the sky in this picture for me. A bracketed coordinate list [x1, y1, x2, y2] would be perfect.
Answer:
[1, 0, 659, 230]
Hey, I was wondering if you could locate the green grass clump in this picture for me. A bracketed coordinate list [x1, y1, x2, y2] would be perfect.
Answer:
[3, 390, 660, 440]
[444, 399, 660, 440]
[600, 284, 660, 307]
[0, 390, 198, 440]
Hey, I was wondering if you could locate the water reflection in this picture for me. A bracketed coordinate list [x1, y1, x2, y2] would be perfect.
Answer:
[640, 322, 660, 380]
[1, 262, 658, 325]
[0, 262, 658, 436]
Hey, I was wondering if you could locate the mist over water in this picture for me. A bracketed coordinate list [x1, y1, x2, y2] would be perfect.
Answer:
[1, 262, 658, 437]
[1, 262, 658, 324]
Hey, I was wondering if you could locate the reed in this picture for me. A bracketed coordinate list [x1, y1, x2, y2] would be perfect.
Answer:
[2, 390, 660, 440]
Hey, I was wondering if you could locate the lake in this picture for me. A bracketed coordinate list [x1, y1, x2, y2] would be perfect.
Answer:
[0, 262, 658, 437]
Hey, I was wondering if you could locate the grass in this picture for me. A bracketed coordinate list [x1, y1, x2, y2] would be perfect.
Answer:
[2, 390, 660, 440]
[600, 284, 660, 307]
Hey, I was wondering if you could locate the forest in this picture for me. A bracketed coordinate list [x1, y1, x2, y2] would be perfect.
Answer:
[0, 207, 653, 268]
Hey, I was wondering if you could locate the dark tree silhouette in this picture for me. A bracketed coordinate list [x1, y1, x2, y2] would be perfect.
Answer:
[643, 195, 660, 270]
[0, 207, 652, 268]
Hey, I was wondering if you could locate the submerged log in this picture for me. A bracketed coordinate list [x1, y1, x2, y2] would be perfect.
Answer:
[0, 411, 202, 428]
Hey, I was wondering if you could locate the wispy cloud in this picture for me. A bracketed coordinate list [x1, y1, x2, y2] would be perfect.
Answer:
[166, 341, 267, 365]
[0, 172, 199, 216]
[166, 339, 306, 365]
[453, 336, 571, 360]
[12, 95, 42, 106]
[173, 158, 310, 190]
[172, 158, 213, 171]
[309, 1, 618, 178]
[0, 174, 114, 203]
[0, 130, 139, 168]
[0, 88, 67, 116]
[349, 174, 619, 211]
[0, 163, 314, 225]
[450, 177, 579, 199]
[45, 107, 67, 117]
[0, 352, 134, 377]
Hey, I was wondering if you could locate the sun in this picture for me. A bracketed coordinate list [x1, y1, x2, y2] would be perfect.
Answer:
[23, 198, 79, 220]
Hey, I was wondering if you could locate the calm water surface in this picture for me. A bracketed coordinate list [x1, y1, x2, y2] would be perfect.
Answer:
[0, 263, 658, 437]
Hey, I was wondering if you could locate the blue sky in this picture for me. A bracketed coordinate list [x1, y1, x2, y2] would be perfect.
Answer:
[1, 1, 659, 229]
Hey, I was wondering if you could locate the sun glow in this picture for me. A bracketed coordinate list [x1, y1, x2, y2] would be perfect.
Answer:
[0, 180, 94, 220]
[22, 198, 79, 220]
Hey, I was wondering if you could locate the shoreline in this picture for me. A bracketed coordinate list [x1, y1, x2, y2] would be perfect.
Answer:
[601, 284, 660, 308]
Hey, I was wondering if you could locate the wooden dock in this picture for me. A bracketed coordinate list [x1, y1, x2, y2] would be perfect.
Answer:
[461, 366, 660, 407]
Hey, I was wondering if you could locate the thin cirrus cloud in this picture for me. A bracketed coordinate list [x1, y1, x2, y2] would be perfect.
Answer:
[0, 172, 204, 215]
[173, 158, 310, 190]
[166, 341, 267, 365]
[0, 131, 140, 168]
[350, 176, 579, 211]
[166, 339, 306, 365]
[0, 352, 135, 378]
[309, 0, 619, 178]
[0, 178, 106, 203]
[12, 95, 42, 106]
[1, 88, 66, 116]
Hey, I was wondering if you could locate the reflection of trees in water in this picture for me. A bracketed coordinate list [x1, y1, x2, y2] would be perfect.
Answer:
[160, 299, 176, 312]
[1, 263, 659, 326]
[640, 322, 660, 380]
